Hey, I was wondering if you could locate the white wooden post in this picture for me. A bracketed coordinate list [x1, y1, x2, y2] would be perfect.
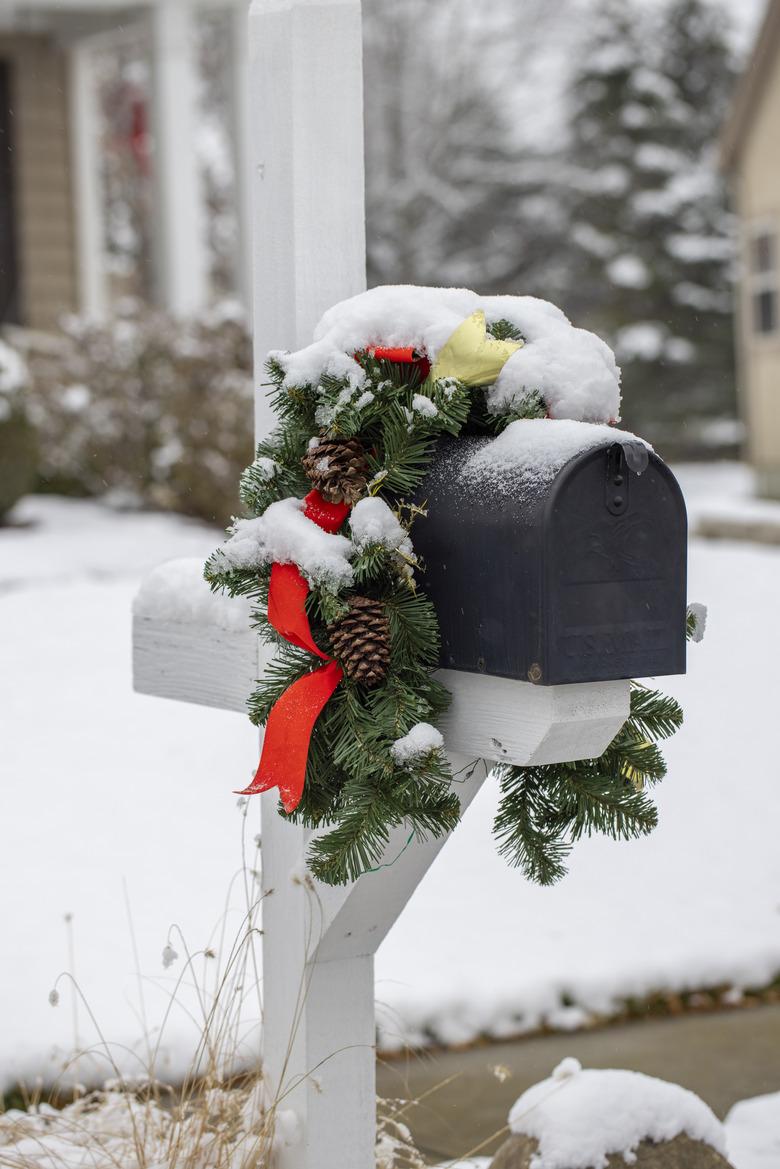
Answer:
[69, 39, 107, 319]
[248, 1, 370, 1161]
[133, 3, 632, 1164]
[149, 0, 209, 314]
[249, 0, 367, 403]
[258, 753, 490, 1169]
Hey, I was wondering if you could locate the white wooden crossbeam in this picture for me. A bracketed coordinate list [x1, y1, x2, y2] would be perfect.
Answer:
[133, 592, 630, 772]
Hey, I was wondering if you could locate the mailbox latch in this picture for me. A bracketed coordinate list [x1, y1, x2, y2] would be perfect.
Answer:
[605, 444, 629, 516]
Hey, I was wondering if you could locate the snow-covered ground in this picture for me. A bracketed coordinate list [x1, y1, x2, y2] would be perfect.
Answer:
[2, 465, 780, 1096]
[0, 498, 261, 1092]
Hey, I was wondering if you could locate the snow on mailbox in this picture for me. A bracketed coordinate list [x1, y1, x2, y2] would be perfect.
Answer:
[415, 422, 688, 686]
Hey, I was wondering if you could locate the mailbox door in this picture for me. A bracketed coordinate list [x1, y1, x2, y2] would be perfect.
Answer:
[413, 439, 542, 680]
[540, 445, 687, 685]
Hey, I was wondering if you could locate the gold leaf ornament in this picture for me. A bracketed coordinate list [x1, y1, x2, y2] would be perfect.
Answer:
[429, 309, 523, 387]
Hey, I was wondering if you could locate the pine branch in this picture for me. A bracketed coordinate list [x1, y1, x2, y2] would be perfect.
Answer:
[367, 404, 439, 495]
[385, 589, 442, 670]
[601, 733, 668, 787]
[493, 678, 679, 884]
[562, 766, 659, 841]
[366, 672, 446, 739]
[486, 318, 525, 344]
[627, 683, 684, 741]
[356, 354, 428, 391]
[265, 355, 287, 385]
[351, 544, 397, 587]
[203, 559, 268, 601]
[239, 428, 311, 514]
[394, 775, 460, 841]
[287, 692, 351, 825]
[424, 379, 472, 435]
[493, 768, 573, 885]
[494, 761, 659, 886]
[306, 767, 458, 885]
[246, 644, 320, 727]
[306, 782, 398, 884]
[492, 390, 548, 426]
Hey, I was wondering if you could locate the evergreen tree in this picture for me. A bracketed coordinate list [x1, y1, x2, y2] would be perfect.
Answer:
[563, 0, 738, 452]
[363, 0, 567, 293]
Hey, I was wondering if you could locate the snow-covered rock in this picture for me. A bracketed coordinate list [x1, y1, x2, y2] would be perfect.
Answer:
[725, 1092, 780, 1169]
[490, 1133, 733, 1169]
[496, 1060, 730, 1169]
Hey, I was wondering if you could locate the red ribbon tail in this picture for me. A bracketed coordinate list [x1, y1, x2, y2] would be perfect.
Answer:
[242, 489, 348, 809]
[238, 660, 344, 812]
[267, 562, 329, 659]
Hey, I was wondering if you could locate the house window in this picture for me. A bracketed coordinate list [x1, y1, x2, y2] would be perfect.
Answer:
[749, 226, 778, 336]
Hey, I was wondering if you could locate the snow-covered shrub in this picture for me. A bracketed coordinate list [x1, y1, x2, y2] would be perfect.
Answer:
[0, 1088, 434, 1169]
[0, 808, 269, 1165]
[0, 1082, 271, 1169]
[0, 339, 37, 521]
[375, 1099, 427, 1168]
[25, 301, 253, 525]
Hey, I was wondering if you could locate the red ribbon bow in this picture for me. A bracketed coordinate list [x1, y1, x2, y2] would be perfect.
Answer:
[237, 490, 349, 812]
[368, 346, 431, 382]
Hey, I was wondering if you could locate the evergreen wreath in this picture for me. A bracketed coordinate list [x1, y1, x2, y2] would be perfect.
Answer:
[206, 288, 702, 887]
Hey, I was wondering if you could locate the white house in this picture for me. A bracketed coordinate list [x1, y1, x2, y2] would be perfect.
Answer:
[0, 0, 251, 330]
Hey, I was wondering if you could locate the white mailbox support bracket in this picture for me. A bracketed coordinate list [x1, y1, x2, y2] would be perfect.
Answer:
[132, 2, 631, 1165]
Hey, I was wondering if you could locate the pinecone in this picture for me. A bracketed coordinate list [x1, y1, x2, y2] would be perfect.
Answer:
[301, 436, 368, 505]
[328, 596, 391, 687]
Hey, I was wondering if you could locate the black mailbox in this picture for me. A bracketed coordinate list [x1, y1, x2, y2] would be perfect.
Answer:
[413, 436, 687, 685]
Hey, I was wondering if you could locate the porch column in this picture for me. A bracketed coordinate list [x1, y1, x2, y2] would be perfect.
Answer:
[69, 40, 107, 319]
[149, 0, 209, 315]
[226, 0, 253, 309]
